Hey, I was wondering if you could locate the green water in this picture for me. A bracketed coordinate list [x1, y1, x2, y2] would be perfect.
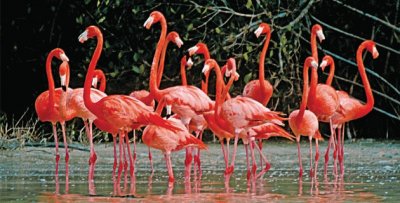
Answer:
[0, 140, 399, 202]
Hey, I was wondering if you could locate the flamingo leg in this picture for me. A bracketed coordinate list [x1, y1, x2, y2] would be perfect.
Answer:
[253, 141, 271, 179]
[309, 135, 314, 177]
[219, 139, 229, 169]
[148, 147, 154, 174]
[324, 119, 336, 177]
[314, 138, 320, 179]
[225, 132, 239, 184]
[116, 133, 124, 189]
[340, 124, 345, 177]
[121, 133, 128, 190]
[184, 147, 193, 182]
[250, 139, 258, 183]
[112, 135, 117, 182]
[258, 139, 263, 168]
[60, 122, 69, 182]
[296, 137, 303, 177]
[244, 143, 251, 183]
[165, 151, 175, 187]
[52, 124, 60, 177]
[133, 130, 137, 162]
[194, 130, 204, 178]
[125, 134, 135, 183]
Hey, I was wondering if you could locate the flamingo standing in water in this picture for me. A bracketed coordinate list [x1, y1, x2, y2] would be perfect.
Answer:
[203, 58, 287, 184]
[35, 48, 70, 177]
[60, 63, 107, 183]
[78, 25, 180, 189]
[242, 22, 274, 167]
[288, 56, 322, 178]
[142, 97, 208, 187]
[329, 40, 379, 177]
[306, 24, 339, 177]
[144, 11, 214, 180]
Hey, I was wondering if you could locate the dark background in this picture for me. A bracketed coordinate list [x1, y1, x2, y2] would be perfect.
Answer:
[1, 0, 399, 141]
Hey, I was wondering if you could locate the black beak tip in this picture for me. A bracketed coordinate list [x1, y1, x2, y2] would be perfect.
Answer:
[62, 85, 67, 92]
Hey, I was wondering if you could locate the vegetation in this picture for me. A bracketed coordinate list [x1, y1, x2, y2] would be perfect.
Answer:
[1, 0, 399, 147]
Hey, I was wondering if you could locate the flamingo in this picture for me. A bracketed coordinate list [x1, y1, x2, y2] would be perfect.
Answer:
[303, 23, 339, 177]
[34, 48, 70, 177]
[142, 97, 208, 186]
[288, 56, 322, 178]
[203, 58, 287, 184]
[242, 22, 274, 167]
[329, 40, 379, 177]
[144, 11, 214, 180]
[78, 25, 180, 188]
[60, 64, 107, 183]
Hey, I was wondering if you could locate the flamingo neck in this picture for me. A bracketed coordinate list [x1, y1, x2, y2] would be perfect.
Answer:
[200, 49, 211, 94]
[45, 51, 56, 107]
[180, 56, 188, 86]
[355, 44, 374, 118]
[311, 31, 318, 63]
[150, 18, 167, 100]
[156, 36, 172, 87]
[325, 60, 335, 86]
[258, 30, 271, 84]
[297, 61, 311, 120]
[99, 72, 106, 92]
[308, 64, 318, 104]
[84, 29, 103, 113]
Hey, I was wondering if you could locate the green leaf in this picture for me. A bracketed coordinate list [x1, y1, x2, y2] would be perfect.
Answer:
[246, 0, 253, 9]
[215, 27, 221, 34]
[243, 52, 249, 61]
[132, 65, 141, 74]
[244, 72, 253, 83]
[118, 52, 123, 59]
[98, 16, 106, 24]
[133, 53, 139, 62]
[187, 23, 193, 31]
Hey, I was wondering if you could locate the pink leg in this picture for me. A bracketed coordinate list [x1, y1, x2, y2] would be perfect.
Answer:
[165, 152, 175, 187]
[112, 135, 117, 182]
[296, 137, 303, 177]
[116, 133, 124, 188]
[340, 124, 345, 177]
[196, 130, 204, 177]
[225, 132, 239, 184]
[314, 138, 320, 179]
[250, 140, 258, 183]
[220, 139, 229, 169]
[133, 130, 137, 162]
[309, 136, 314, 177]
[253, 141, 271, 179]
[258, 139, 263, 167]
[121, 134, 128, 190]
[324, 119, 336, 177]
[52, 124, 60, 177]
[125, 134, 136, 183]
[60, 122, 69, 182]
[244, 143, 251, 183]
[184, 147, 193, 182]
[148, 147, 154, 174]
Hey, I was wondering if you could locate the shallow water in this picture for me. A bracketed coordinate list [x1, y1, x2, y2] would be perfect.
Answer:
[1, 140, 399, 202]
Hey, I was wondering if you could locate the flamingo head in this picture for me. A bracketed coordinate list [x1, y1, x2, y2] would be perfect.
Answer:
[78, 25, 100, 43]
[167, 31, 183, 48]
[202, 59, 213, 74]
[365, 40, 379, 59]
[188, 42, 208, 56]
[224, 58, 240, 81]
[254, 22, 271, 38]
[319, 55, 334, 71]
[307, 57, 318, 70]
[52, 48, 69, 62]
[59, 61, 70, 91]
[312, 24, 325, 43]
[144, 11, 165, 29]
[186, 57, 194, 69]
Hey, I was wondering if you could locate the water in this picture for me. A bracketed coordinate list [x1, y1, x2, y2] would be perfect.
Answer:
[1, 140, 399, 202]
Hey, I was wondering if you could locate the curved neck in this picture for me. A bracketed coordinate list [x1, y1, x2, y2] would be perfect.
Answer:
[325, 61, 335, 86]
[311, 31, 319, 63]
[180, 56, 188, 86]
[355, 44, 374, 117]
[297, 61, 312, 119]
[258, 30, 271, 84]
[308, 64, 319, 103]
[84, 30, 103, 112]
[199, 47, 211, 93]
[156, 35, 172, 87]
[98, 72, 106, 92]
[149, 18, 167, 99]
[45, 50, 57, 107]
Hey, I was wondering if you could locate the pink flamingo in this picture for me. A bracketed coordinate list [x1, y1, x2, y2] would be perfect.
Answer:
[142, 97, 208, 187]
[144, 11, 214, 180]
[288, 56, 322, 178]
[204, 58, 287, 184]
[78, 25, 180, 188]
[329, 40, 379, 177]
[60, 64, 107, 182]
[35, 48, 70, 177]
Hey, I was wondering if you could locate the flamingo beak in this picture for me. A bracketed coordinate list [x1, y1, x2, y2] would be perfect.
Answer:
[233, 72, 240, 81]
[186, 57, 193, 68]
[372, 46, 379, 59]
[188, 46, 199, 56]
[316, 30, 325, 42]
[175, 37, 184, 48]
[92, 77, 98, 88]
[143, 16, 154, 29]
[78, 30, 88, 43]
[254, 27, 263, 38]
[311, 60, 319, 69]
[60, 53, 69, 62]
[202, 64, 210, 73]
[319, 60, 328, 71]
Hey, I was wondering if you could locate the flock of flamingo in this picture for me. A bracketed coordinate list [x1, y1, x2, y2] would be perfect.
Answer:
[34, 10, 379, 192]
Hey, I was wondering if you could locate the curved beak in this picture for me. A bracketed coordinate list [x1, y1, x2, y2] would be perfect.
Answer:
[92, 77, 98, 88]
[78, 30, 88, 43]
[254, 27, 263, 38]
[175, 37, 184, 48]
[143, 16, 154, 29]
[60, 74, 67, 91]
[372, 46, 379, 59]
[188, 46, 199, 56]
[319, 60, 328, 71]
[186, 57, 193, 68]
[60, 53, 69, 62]
[316, 30, 325, 42]
[311, 60, 318, 69]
